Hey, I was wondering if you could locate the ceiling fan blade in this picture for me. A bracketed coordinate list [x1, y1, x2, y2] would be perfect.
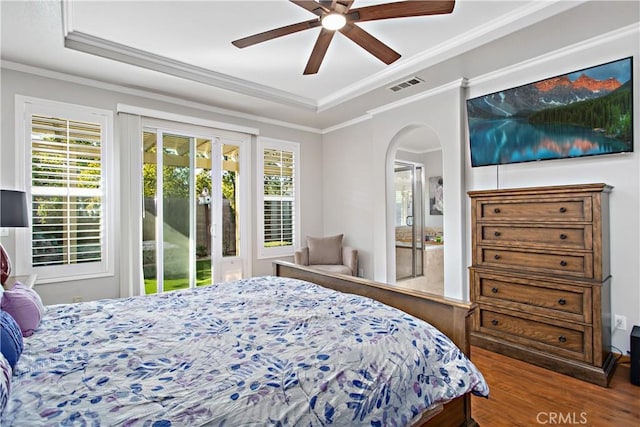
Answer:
[339, 23, 401, 65]
[350, 0, 455, 22]
[232, 19, 321, 48]
[319, 0, 355, 12]
[304, 28, 335, 75]
[290, 0, 329, 16]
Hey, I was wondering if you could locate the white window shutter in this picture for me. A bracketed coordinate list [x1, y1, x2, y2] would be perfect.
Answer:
[257, 138, 300, 259]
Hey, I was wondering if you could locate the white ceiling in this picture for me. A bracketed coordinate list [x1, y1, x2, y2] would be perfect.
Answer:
[1, 1, 637, 130]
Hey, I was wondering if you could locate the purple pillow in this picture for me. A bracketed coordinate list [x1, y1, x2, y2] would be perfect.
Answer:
[1, 283, 44, 337]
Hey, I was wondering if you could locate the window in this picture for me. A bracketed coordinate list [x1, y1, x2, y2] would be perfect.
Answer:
[16, 96, 114, 282]
[257, 138, 300, 258]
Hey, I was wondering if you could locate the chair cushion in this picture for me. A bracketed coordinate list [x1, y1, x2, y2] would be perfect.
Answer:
[310, 264, 353, 276]
[307, 234, 343, 265]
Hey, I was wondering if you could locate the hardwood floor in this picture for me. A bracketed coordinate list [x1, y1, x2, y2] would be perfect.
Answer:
[470, 346, 640, 426]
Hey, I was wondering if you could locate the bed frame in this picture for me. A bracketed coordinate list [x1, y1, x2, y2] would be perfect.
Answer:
[273, 261, 479, 427]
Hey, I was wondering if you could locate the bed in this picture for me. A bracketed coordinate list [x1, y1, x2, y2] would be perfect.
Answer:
[1, 261, 488, 426]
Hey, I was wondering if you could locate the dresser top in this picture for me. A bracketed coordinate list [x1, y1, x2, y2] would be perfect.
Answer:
[468, 183, 612, 198]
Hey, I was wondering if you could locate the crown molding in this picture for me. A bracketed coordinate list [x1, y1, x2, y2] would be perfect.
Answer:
[60, 0, 585, 115]
[467, 22, 640, 89]
[321, 113, 373, 135]
[316, 0, 586, 112]
[63, 30, 318, 112]
[1, 60, 323, 135]
[323, 20, 640, 135]
[61, 2, 316, 111]
[323, 78, 467, 134]
[368, 78, 467, 116]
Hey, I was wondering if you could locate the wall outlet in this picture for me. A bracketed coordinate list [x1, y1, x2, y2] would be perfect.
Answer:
[0, 228, 8, 237]
[614, 314, 627, 331]
[72, 296, 83, 303]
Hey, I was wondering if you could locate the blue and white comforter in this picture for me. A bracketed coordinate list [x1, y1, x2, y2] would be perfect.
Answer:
[3, 276, 488, 426]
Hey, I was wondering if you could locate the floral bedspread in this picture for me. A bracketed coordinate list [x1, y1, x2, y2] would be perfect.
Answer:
[3, 276, 488, 426]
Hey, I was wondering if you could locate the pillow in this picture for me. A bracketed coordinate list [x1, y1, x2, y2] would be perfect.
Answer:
[0, 310, 23, 369]
[307, 234, 343, 265]
[1, 283, 44, 337]
[4, 282, 45, 316]
[0, 353, 11, 415]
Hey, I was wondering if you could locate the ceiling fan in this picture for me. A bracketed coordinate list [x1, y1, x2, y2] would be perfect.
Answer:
[232, 1, 456, 75]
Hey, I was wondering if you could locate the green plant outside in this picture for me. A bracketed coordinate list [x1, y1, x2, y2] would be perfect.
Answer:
[264, 241, 292, 248]
[144, 259, 212, 294]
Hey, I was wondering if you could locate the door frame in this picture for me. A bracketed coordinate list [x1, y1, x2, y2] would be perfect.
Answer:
[140, 118, 251, 293]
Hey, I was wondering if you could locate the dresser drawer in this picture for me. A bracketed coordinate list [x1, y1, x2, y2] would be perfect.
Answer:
[478, 308, 591, 362]
[473, 271, 590, 323]
[477, 197, 592, 222]
[478, 247, 593, 278]
[478, 224, 592, 250]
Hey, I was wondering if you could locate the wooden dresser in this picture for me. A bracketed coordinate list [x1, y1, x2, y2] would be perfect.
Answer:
[468, 183, 615, 386]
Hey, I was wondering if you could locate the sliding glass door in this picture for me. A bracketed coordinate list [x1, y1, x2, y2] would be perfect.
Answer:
[142, 123, 247, 294]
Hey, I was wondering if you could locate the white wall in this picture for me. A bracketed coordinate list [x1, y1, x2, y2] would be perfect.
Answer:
[323, 82, 467, 300]
[321, 26, 640, 353]
[0, 67, 323, 304]
[321, 119, 374, 277]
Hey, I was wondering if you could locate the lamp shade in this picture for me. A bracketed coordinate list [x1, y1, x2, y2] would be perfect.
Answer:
[0, 190, 29, 228]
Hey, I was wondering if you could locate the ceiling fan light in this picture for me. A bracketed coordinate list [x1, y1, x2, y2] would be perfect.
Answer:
[321, 13, 346, 31]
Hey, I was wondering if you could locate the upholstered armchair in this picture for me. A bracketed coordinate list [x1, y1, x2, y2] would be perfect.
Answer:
[294, 234, 358, 276]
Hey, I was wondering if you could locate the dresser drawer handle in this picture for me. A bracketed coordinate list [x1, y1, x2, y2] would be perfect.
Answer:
[494, 254, 501, 260]
[560, 233, 568, 240]
[560, 260, 567, 267]
[494, 208, 501, 214]
[558, 335, 567, 343]
[494, 231, 501, 237]
[558, 298, 567, 306]
[559, 207, 567, 213]
[491, 287, 499, 294]
[491, 319, 499, 326]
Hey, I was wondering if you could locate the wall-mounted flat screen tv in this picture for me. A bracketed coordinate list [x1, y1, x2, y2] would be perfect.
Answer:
[467, 57, 633, 167]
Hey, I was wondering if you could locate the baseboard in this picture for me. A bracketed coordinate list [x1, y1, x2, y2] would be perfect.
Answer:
[471, 332, 616, 387]
[611, 352, 630, 364]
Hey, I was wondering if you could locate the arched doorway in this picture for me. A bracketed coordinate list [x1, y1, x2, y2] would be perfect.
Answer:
[387, 125, 444, 295]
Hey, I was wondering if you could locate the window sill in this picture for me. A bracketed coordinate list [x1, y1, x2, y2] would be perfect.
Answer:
[257, 252, 295, 261]
[34, 271, 114, 285]
[4, 273, 38, 290]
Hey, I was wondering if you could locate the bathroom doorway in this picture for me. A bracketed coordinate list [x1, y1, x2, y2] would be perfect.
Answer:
[389, 125, 444, 295]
